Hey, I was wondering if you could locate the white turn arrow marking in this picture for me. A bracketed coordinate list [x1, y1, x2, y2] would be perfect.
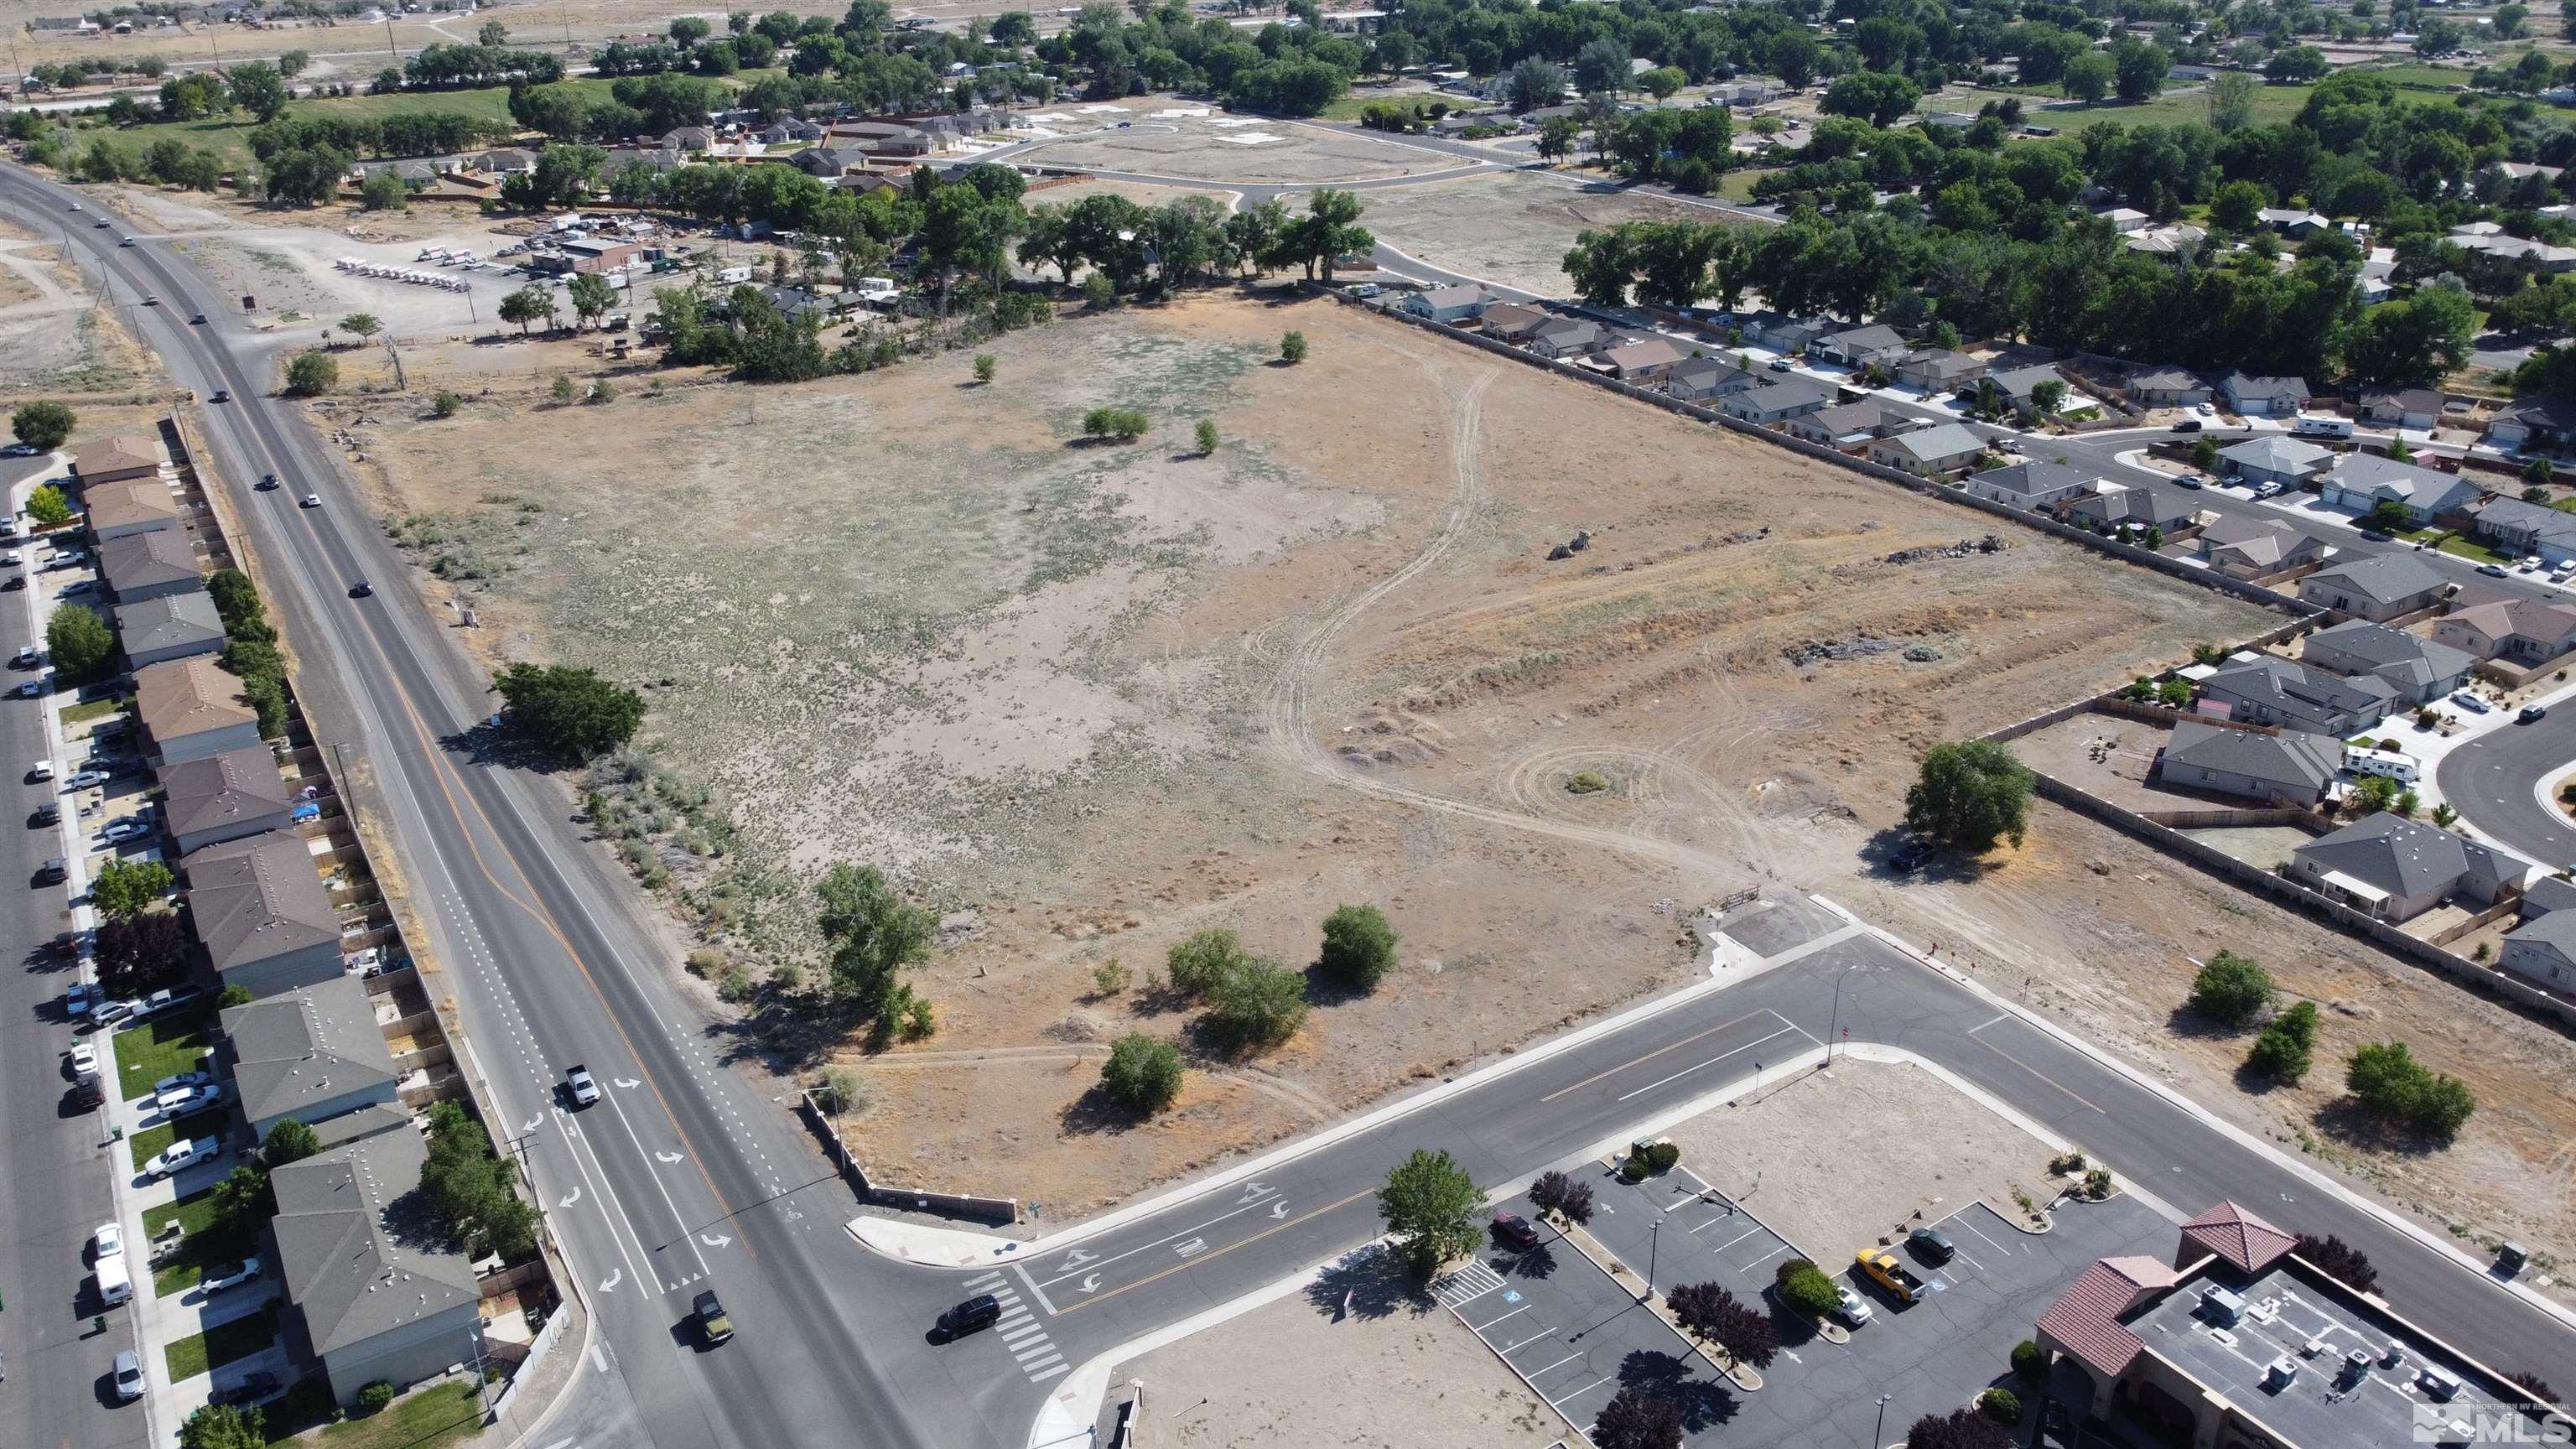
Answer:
[557, 1186, 582, 1208]
[1058, 1249, 1097, 1272]
[599, 1269, 623, 1294]
[1270, 1200, 1290, 1220]
[700, 1233, 732, 1249]
[1077, 1273, 1103, 1294]
[522, 1116, 541, 1135]
[655, 1151, 683, 1164]
[615, 1078, 641, 1090]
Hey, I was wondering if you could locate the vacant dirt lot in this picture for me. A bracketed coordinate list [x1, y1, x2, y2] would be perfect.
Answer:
[1092, 1245, 1561, 1449]
[0, 213, 154, 394]
[1664, 1058, 2059, 1263]
[1353, 170, 1733, 297]
[1009, 114, 1448, 184]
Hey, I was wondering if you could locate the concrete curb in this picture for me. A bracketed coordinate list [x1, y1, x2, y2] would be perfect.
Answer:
[1810, 893, 2576, 1333]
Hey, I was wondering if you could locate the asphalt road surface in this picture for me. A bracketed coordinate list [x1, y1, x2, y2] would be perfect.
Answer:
[2438, 706, 2576, 868]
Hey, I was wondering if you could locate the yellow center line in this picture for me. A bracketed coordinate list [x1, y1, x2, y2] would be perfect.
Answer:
[1536, 1010, 1773, 1104]
[1052, 1187, 1377, 1315]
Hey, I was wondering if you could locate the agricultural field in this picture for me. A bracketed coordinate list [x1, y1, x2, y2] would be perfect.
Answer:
[346, 293, 2322, 1220]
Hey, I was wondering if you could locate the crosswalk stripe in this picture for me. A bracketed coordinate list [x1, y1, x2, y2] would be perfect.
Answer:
[1015, 1341, 1060, 1363]
[1028, 1363, 1069, 1383]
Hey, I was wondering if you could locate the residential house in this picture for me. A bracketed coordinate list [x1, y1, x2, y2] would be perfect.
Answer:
[135, 656, 261, 766]
[1736, 312, 1830, 354]
[2192, 515, 2329, 579]
[2035, 1202, 2551, 1449]
[83, 477, 179, 543]
[271, 1127, 483, 1406]
[2319, 454, 2482, 524]
[2153, 719, 2342, 805]
[71, 434, 165, 486]
[1597, 337, 1693, 383]
[98, 527, 200, 606]
[1397, 284, 1493, 325]
[1784, 400, 1919, 448]
[1893, 349, 1987, 392]
[761, 117, 825, 146]
[117, 589, 224, 669]
[2122, 221, 2206, 258]
[2298, 553, 2450, 621]
[184, 829, 342, 999]
[2215, 434, 2334, 491]
[2095, 206, 2149, 232]
[2450, 226, 2576, 273]
[164, 743, 296, 854]
[1986, 363, 2070, 418]
[2487, 394, 2576, 453]
[2299, 620, 2476, 705]
[219, 976, 401, 1140]
[787, 144, 875, 178]
[658, 126, 717, 153]
[1719, 376, 1836, 424]
[2217, 372, 2311, 417]
[1526, 318, 1606, 359]
[2288, 811, 2534, 921]
[1812, 323, 1909, 369]
[1865, 421, 1985, 478]
[2472, 496, 2576, 566]
[2501, 910, 2576, 990]
[2256, 207, 2331, 236]
[1665, 356, 1754, 402]
[2433, 595, 2576, 665]
[828, 120, 932, 155]
[1966, 460, 2098, 511]
[2059, 480, 2194, 536]
[1475, 302, 1549, 342]
[2522, 874, 2576, 921]
[2126, 367, 2210, 408]
[2197, 654, 2397, 735]
[2358, 386, 2444, 432]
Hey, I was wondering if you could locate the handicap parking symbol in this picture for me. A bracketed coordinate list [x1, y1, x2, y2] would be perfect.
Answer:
[1503, 1291, 1522, 1304]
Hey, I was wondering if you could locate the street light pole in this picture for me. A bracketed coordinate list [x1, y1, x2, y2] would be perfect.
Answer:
[1826, 958, 1862, 1064]
[1644, 1213, 1662, 1303]
[1872, 1392, 1891, 1449]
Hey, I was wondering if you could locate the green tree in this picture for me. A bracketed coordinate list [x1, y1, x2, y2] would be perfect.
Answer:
[552, 373, 577, 403]
[219, 984, 252, 1008]
[1099, 1032, 1184, 1113]
[1775, 1259, 1841, 1317]
[2189, 950, 2275, 1028]
[567, 273, 615, 330]
[179, 1403, 266, 1449]
[208, 1164, 273, 1229]
[1166, 927, 1250, 999]
[226, 61, 289, 122]
[1280, 330, 1308, 364]
[491, 662, 645, 760]
[499, 284, 556, 335]
[2210, 179, 2269, 233]
[2205, 70, 2258, 133]
[283, 351, 338, 397]
[1194, 418, 1218, 455]
[262, 1117, 323, 1166]
[816, 863, 935, 1015]
[2063, 52, 2116, 104]
[9, 400, 74, 451]
[2191, 436, 2220, 470]
[1820, 70, 1922, 127]
[337, 313, 383, 344]
[973, 353, 997, 384]
[1201, 959, 1309, 1049]
[1639, 67, 1685, 103]
[2346, 1039, 2475, 1138]
[2111, 38, 2168, 102]
[420, 1101, 539, 1258]
[91, 858, 174, 918]
[1377, 1147, 1481, 1274]
[1536, 115, 1583, 164]
[25, 484, 72, 527]
[1317, 902, 1399, 990]
[45, 604, 117, 683]
[1903, 740, 2034, 852]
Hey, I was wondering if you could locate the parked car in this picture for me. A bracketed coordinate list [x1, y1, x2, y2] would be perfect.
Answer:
[1834, 1284, 1874, 1327]
[693, 1289, 734, 1345]
[91, 997, 138, 1026]
[1907, 1226, 1956, 1264]
[2358, 528, 2392, 543]
[2174, 475, 2205, 490]
[28, 759, 52, 782]
[139, 987, 200, 1018]
[2480, 563, 2512, 578]
[2170, 419, 2202, 433]
[215, 1372, 281, 1407]
[933, 1293, 1002, 1339]
[99, 818, 150, 844]
[35, 855, 66, 884]
[62, 981, 92, 1017]
[11, 646, 39, 669]
[66, 1042, 97, 1077]
[143, 1136, 217, 1178]
[155, 1082, 224, 1117]
[202, 1257, 262, 1294]
[112, 1348, 146, 1403]
[14, 677, 46, 698]
[31, 800, 57, 826]
[1490, 1211, 1541, 1251]
[2521, 704, 2550, 724]
[153, 1071, 210, 1094]
[1768, 357, 1794, 372]
[2452, 691, 2493, 714]
[91, 1221, 123, 1260]
[64, 769, 109, 790]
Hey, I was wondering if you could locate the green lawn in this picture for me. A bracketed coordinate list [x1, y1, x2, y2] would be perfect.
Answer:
[127, 1105, 226, 1172]
[2058, 81, 2316, 133]
[273, 1379, 486, 1449]
[110, 1008, 216, 1101]
[2360, 62, 2481, 91]
[2438, 534, 2511, 564]
[1718, 166, 1775, 203]
[143, 1189, 258, 1297]
[60, 696, 125, 725]
[163, 1303, 279, 1383]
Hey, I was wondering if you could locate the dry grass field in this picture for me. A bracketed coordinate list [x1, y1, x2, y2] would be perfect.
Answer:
[340, 294, 2576, 1285]
[1351, 170, 1733, 297]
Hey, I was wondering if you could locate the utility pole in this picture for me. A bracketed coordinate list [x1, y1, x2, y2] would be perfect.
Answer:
[383, 12, 402, 65]
[382, 335, 406, 390]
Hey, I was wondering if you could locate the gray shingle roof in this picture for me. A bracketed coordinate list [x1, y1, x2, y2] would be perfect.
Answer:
[2326, 454, 2480, 511]
[98, 528, 198, 595]
[2475, 496, 2576, 551]
[2201, 654, 2397, 717]
[1738, 375, 1836, 409]
[271, 1127, 478, 1357]
[1878, 421, 1983, 460]
[1971, 460, 2094, 499]
[2525, 875, 2576, 920]
[219, 976, 398, 1129]
[2295, 812, 2532, 901]
[2220, 372, 2310, 403]
[184, 830, 338, 973]
[2161, 719, 2341, 794]
[161, 744, 292, 842]
[2506, 906, 2576, 974]
[115, 589, 222, 657]
[2302, 552, 2449, 608]
[2217, 435, 2334, 473]
[2302, 620, 2475, 694]
[2128, 366, 2204, 391]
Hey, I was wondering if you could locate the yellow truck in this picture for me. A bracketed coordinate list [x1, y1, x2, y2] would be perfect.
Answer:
[1857, 1248, 1938, 1305]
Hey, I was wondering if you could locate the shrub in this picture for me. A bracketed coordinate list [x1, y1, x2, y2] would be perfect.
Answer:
[973, 352, 996, 383]
[818, 1064, 869, 1116]
[2049, 1150, 2086, 1174]
[900, 994, 935, 1040]
[1200, 958, 1308, 1050]
[1529, 1168, 1593, 1225]
[550, 373, 576, 402]
[1166, 928, 1249, 999]
[1979, 1388, 2021, 1424]
[2345, 1039, 2476, 1138]
[2012, 1339, 2046, 1383]
[716, 965, 754, 1001]
[2295, 1233, 2379, 1293]
[1618, 1155, 1649, 1182]
[1566, 770, 1610, 793]
[1775, 1259, 1840, 1317]
[1280, 330, 1307, 364]
[1643, 1140, 1680, 1173]
[2188, 949, 2274, 1029]
[1099, 1032, 1184, 1113]
[217, 984, 252, 1008]
[1317, 902, 1399, 990]
[9, 400, 74, 450]
[356, 1382, 396, 1414]
[1908, 1406, 2009, 1449]
[431, 389, 464, 418]
[1081, 406, 1150, 441]
[283, 351, 338, 396]
[1194, 418, 1218, 455]
[1090, 958, 1130, 996]
[2083, 1167, 2112, 1198]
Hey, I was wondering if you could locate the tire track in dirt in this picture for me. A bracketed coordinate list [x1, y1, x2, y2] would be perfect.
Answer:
[1261, 361, 1751, 890]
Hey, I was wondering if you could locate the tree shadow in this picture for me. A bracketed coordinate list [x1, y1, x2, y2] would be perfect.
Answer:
[1856, 826, 1988, 885]
[2310, 1098, 2455, 1157]
[1760, 1287, 1822, 1348]
[1057, 1082, 1147, 1138]
[1614, 1348, 1738, 1430]
[1501, 1241, 1561, 1280]
[1301, 1244, 1434, 1322]
[699, 995, 860, 1074]
[438, 719, 573, 776]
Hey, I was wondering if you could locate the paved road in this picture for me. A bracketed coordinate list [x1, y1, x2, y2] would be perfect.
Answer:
[2438, 707, 2576, 866]
[0, 451, 138, 1449]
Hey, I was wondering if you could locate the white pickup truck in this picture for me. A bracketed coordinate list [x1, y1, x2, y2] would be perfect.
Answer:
[565, 1063, 601, 1108]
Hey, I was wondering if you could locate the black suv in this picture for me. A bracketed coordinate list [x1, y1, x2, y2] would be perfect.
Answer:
[934, 1294, 1002, 1339]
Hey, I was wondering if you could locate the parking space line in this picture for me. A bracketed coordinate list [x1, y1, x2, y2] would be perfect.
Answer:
[1548, 1375, 1614, 1407]
[1954, 1250, 1988, 1273]
[1704, 1223, 1765, 1249]
[1498, 1327, 1559, 1353]
[1954, 1213, 2023, 1257]
[1737, 1243, 1790, 1272]
[1474, 1303, 1533, 1332]
[1524, 1351, 1582, 1378]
